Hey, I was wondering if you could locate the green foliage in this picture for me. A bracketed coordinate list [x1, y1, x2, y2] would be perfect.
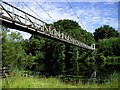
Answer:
[65, 45, 79, 75]
[84, 33, 119, 79]
[91, 37, 120, 78]
[94, 25, 119, 42]
[2, 19, 119, 86]
[44, 40, 65, 75]
[97, 37, 120, 56]
[2, 30, 38, 71]
[54, 19, 95, 45]
[53, 19, 95, 76]
[54, 19, 80, 31]
[85, 56, 95, 69]
[23, 35, 46, 71]
[30, 19, 95, 77]
[106, 56, 120, 65]
[94, 53, 106, 68]
[2, 31, 27, 70]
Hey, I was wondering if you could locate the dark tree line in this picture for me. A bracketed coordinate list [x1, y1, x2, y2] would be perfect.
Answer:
[1, 20, 120, 79]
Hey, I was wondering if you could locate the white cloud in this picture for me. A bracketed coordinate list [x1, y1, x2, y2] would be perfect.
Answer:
[2, 1, 118, 39]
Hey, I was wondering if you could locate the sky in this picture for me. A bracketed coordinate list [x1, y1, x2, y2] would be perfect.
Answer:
[2, 0, 119, 39]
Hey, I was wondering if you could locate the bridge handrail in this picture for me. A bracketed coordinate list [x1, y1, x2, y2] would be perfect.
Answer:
[1, 7, 41, 28]
[1, 0, 46, 24]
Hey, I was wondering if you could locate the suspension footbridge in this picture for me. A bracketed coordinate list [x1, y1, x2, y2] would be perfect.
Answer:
[0, 1, 95, 50]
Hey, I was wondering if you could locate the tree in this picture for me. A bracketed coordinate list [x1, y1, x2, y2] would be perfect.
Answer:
[53, 19, 80, 32]
[23, 35, 46, 71]
[64, 44, 79, 75]
[54, 19, 95, 45]
[44, 40, 65, 76]
[94, 25, 119, 42]
[2, 19, 96, 78]
[90, 37, 120, 78]
[97, 37, 120, 56]
[2, 31, 27, 70]
[53, 19, 95, 76]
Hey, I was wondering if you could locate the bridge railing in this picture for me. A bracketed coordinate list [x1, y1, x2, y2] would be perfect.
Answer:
[0, 1, 95, 50]
[0, 1, 44, 28]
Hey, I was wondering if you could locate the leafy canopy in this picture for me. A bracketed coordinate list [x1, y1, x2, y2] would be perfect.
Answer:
[94, 25, 119, 42]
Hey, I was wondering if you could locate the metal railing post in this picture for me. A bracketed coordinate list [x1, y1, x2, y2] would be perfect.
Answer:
[25, 13, 27, 25]
[0, 4, 3, 15]
[93, 44, 95, 49]
[35, 18, 37, 29]
[12, 7, 15, 21]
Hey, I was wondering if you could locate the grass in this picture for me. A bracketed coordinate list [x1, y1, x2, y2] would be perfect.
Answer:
[2, 75, 119, 88]
[2, 76, 76, 88]
[0, 79, 2, 89]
